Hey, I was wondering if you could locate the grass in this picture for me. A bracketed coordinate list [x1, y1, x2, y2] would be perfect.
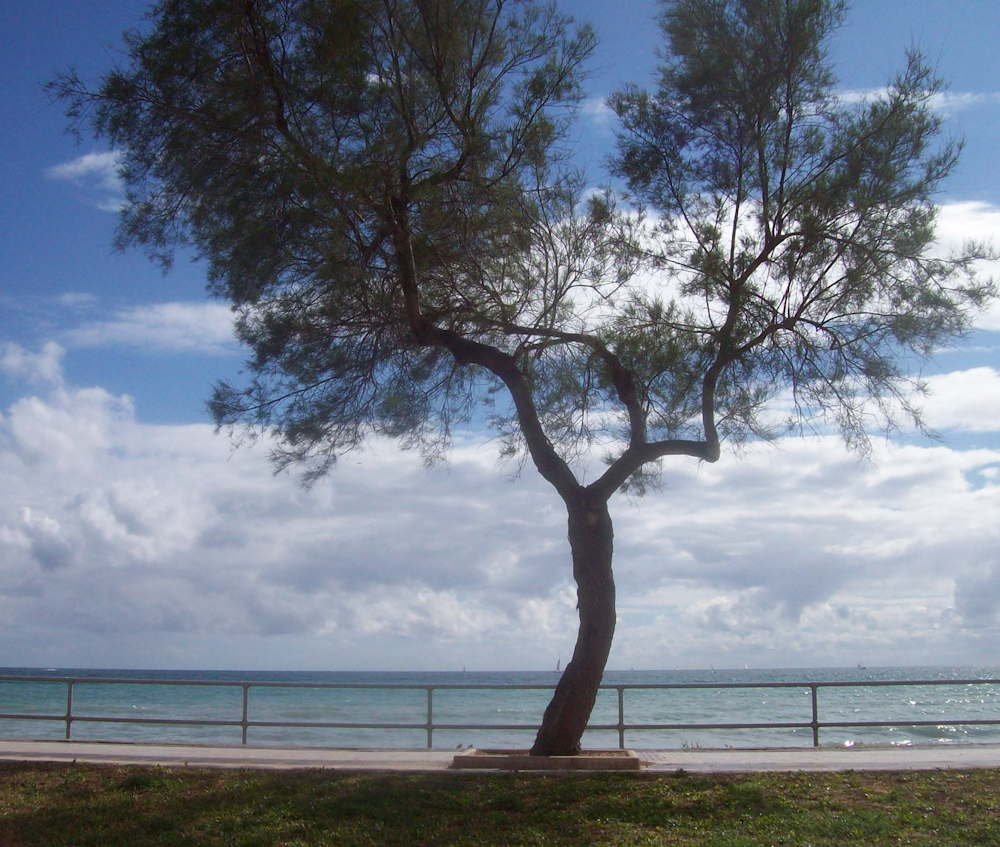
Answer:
[1, 762, 999, 845]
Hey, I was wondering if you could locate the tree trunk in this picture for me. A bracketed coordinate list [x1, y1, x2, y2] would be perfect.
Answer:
[530, 495, 616, 756]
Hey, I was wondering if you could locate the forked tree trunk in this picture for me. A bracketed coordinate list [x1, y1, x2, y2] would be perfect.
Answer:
[530, 495, 616, 756]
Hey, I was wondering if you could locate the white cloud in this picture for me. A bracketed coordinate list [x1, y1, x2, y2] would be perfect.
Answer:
[1, 387, 135, 474]
[1, 362, 999, 671]
[910, 201, 1000, 332]
[836, 89, 1000, 117]
[609, 437, 1000, 667]
[581, 95, 614, 126]
[928, 91, 1000, 116]
[923, 368, 1000, 432]
[935, 201, 1000, 245]
[64, 301, 238, 354]
[0, 341, 65, 386]
[16, 507, 74, 571]
[45, 151, 125, 212]
[56, 292, 98, 309]
[0, 377, 578, 668]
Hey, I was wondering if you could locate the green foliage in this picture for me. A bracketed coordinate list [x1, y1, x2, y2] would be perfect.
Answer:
[49, 0, 991, 482]
[51, 0, 601, 479]
[611, 0, 995, 456]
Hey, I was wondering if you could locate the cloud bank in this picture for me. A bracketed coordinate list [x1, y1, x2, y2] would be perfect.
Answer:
[1, 343, 998, 671]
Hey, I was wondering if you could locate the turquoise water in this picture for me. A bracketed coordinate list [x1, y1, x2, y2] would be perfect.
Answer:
[2, 667, 999, 750]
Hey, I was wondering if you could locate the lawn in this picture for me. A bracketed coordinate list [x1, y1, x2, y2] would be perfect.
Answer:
[1, 762, 998, 845]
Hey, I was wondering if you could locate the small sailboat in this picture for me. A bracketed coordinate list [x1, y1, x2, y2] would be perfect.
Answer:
[555, 657, 561, 673]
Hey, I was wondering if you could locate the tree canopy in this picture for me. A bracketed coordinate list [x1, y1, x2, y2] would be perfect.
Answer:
[61, 0, 599, 481]
[610, 0, 992, 457]
[51, 0, 995, 755]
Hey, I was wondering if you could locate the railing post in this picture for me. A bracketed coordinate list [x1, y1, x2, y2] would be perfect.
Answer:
[617, 686, 626, 749]
[65, 680, 74, 741]
[810, 684, 820, 747]
[426, 687, 434, 749]
[241, 683, 250, 745]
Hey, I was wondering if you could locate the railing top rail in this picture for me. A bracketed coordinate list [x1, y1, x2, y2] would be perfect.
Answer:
[612, 678, 1000, 691]
[803, 678, 1000, 688]
[0, 676, 248, 688]
[0, 676, 561, 691]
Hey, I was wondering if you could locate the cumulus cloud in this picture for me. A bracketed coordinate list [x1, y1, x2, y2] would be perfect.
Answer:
[1, 387, 135, 473]
[16, 507, 74, 571]
[954, 563, 1000, 626]
[0, 374, 578, 668]
[923, 368, 1000, 432]
[608, 435, 1000, 667]
[0, 341, 64, 386]
[1, 358, 999, 671]
[580, 95, 615, 127]
[64, 301, 238, 354]
[934, 203, 1000, 333]
[935, 201, 1000, 244]
[45, 151, 125, 212]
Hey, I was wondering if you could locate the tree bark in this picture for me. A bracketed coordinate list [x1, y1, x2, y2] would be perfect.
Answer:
[530, 494, 616, 756]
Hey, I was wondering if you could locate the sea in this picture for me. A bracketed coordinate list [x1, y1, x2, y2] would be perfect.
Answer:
[2, 666, 1000, 751]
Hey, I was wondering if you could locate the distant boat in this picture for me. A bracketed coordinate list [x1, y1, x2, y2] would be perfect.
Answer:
[555, 658, 561, 673]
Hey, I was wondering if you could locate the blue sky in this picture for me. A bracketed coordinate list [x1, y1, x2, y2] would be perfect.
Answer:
[1, 0, 999, 672]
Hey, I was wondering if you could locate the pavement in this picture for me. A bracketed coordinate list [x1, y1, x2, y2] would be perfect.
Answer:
[4, 740, 1000, 773]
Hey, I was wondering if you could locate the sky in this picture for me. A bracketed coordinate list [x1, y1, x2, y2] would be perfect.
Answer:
[1, 0, 999, 673]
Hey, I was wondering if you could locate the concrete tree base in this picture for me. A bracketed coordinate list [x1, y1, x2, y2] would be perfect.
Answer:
[451, 748, 641, 771]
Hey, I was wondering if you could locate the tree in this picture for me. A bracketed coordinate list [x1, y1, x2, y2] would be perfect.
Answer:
[51, 0, 993, 756]
[610, 0, 994, 462]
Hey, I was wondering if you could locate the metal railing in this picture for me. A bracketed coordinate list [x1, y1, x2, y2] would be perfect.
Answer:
[2, 675, 1000, 749]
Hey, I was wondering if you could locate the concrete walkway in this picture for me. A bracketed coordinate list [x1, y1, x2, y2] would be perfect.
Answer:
[0, 741, 455, 772]
[638, 744, 1000, 773]
[4, 740, 1000, 773]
